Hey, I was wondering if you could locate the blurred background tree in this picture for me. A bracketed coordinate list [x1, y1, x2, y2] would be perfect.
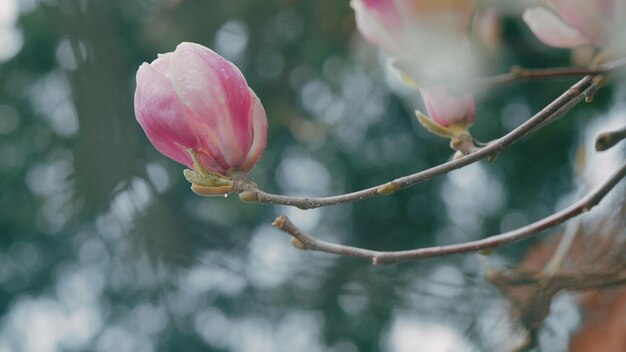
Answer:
[0, 0, 624, 351]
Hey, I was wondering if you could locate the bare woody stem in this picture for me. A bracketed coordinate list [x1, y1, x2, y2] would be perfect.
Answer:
[595, 125, 626, 151]
[479, 66, 602, 86]
[233, 58, 626, 209]
[272, 161, 626, 265]
[235, 75, 599, 209]
[488, 267, 626, 291]
[237, 59, 626, 265]
[477, 56, 626, 86]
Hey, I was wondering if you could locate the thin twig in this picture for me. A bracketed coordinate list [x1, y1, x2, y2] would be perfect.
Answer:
[479, 67, 601, 86]
[528, 78, 603, 135]
[489, 267, 626, 291]
[235, 75, 599, 209]
[478, 56, 626, 86]
[272, 161, 626, 265]
[596, 125, 626, 151]
[542, 217, 581, 275]
[233, 57, 626, 209]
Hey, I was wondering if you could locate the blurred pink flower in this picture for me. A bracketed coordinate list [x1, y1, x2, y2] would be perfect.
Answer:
[419, 86, 476, 128]
[351, 0, 477, 85]
[523, 0, 626, 49]
[134, 42, 267, 177]
[473, 7, 502, 51]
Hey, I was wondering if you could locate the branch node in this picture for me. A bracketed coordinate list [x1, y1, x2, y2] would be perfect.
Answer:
[453, 150, 466, 160]
[239, 191, 259, 203]
[596, 132, 613, 151]
[272, 215, 287, 228]
[291, 238, 308, 250]
[269, 161, 626, 264]
[377, 182, 399, 195]
[568, 87, 581, 96]
[592, 75, 607, 87]
[595, 126, 626, 151]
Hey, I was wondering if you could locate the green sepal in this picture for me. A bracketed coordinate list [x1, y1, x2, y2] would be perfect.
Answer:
[183, 148, 233, 187]
[416, 111, 454, 138]
[183, 169, 232, 187]
[415, 110, 471, 140]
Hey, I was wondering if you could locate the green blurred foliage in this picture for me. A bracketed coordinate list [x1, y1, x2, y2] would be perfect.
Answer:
[0, 1, 621, 351]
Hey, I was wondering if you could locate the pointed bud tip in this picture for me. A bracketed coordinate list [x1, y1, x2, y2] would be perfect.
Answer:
[272, 215, 287, 228]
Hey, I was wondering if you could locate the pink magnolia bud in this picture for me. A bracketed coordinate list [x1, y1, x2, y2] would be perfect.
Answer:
[419, 86, 476, 128]
[523, 0, 626, 49]
[134, 42, 268, 177]
[351, 0, 477, 85]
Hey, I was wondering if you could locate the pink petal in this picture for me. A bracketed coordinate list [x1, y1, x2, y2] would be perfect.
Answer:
[523, 7, 592, 48]
[239, 89, 268, 175]
[195, 150, 230, 176]
[170, 42, 253, 168]
[419, 87, 476, 127]
[548, 0, 607, 45]
[351, 0, 402, 55]
[359, 0, 400, 28]
[134, 62, 197, 168]
[151, 52, 173, 76]
[185, 106, 232, 175]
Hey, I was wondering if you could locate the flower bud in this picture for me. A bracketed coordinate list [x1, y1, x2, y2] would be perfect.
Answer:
[134, 42, 268, 178]
[419, 86, 476, 128]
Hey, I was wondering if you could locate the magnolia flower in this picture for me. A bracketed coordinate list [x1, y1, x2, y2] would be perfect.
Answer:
[134, 42, 268, 184]
[419, 87, 476, 128]
[351, 0, 478, 137]
[523, 0, 626, 50]
[351, 0, 477, 85]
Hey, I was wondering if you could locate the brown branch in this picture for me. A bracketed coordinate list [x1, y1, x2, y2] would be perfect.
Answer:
[232, 57, 626, 209]
[479, 67, 602, 86]
[478, 56, 626, 86]
[488, 269, 626, 291]
[272, 160, 626, 265]
[487, 264, 626, 339]
[596, 125, 626, 151]
[235, 75, 599, 209]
